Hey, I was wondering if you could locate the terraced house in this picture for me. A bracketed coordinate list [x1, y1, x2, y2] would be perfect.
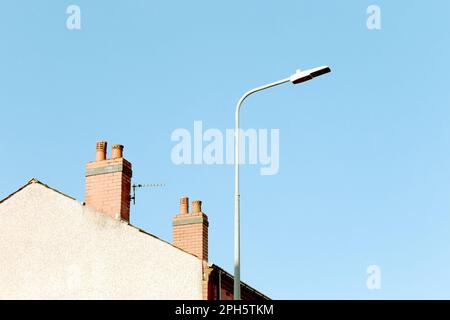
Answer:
[0, 141, 268, 300]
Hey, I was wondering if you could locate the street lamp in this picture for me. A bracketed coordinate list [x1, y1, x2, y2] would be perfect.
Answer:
[234, 66, 331, 300]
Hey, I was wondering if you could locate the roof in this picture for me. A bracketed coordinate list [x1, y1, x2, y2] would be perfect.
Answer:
[0, 178, 195, 258]
[209, 264, 271, 300]
[0, 178, 75, 205]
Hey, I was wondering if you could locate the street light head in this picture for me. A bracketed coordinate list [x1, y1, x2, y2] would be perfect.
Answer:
[289, 70, 313, 84]
[308, 66, 331, 78]
[290, 66, 331, 84]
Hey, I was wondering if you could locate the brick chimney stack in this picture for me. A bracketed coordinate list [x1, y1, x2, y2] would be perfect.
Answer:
[85, 141, 132, 221]
[173, 197, 209, 261]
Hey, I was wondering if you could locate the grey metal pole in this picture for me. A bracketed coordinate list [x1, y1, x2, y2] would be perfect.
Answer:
[234, 77, 290, 300]
[233, 66, 330, 299]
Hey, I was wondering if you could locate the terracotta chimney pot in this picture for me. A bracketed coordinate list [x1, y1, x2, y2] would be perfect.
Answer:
[111, 144, 124, 159]
[180, 197, 189, 214]
[192, 200, 202, 213]
[95, 141, 107, 161]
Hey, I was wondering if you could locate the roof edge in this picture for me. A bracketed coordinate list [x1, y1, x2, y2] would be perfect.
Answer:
[0, 178, 76, 205]
[1, 179, 201, 262]
[209, 263, 271, 300]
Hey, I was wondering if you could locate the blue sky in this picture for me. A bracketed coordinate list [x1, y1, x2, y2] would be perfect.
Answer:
[1, 1, 450, 299]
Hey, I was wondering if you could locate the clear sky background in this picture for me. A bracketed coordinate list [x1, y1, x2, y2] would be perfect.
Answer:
[1, 1, 450, 299]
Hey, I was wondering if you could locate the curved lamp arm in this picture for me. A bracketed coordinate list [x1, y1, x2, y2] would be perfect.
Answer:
[233, 66, 331, 300]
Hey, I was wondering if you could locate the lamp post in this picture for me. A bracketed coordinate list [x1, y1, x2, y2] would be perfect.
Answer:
[234, 66, 331, 300]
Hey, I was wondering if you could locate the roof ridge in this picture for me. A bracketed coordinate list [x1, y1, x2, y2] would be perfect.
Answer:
[0, 178, 75, 205]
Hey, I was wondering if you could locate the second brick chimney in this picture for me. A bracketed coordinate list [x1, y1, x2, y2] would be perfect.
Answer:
[85, 141, 132, 221]
[173, 197, 209, 261]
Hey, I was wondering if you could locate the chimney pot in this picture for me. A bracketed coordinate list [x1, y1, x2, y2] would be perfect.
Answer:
[180, 197, 189, 214]
[95, 141, 107, 161]
[111, 144, 124, 159]
[192, 200, 202, 213]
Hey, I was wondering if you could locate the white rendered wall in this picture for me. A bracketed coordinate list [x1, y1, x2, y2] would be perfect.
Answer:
[0, 182, 203, 300]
